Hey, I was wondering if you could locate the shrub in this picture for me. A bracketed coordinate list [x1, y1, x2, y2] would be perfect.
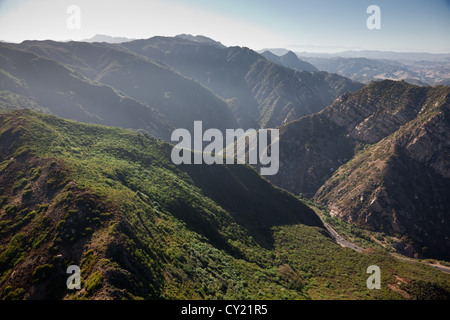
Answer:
[22, 189, 32, 199]
[29, 167, 42, 181]
[4, 204, 17, 215]
[375, 233, 385, 241]
[36, 204, 49, 214]
[32, 264, 54, 283]
[46, 169, 67, 190]
[0, 195, 7, 208]
[85, 271, 104, 294]
[15, 171, 25, 180]
[3, 286, 25, 300]
[0, 233, 27, 273]
[12, 178, 28, 193]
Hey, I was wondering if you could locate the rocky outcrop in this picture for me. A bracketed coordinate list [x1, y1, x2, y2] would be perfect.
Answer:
[270, 80, 450, 259]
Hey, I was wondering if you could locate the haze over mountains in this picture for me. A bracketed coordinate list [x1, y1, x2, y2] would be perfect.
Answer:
[262, 48, 450, 86]
[2, 109, 449, 300]
[0, 34, 449, 300]
[2, 35, 362, 133]
[0, 44, 174, 141]
[120, 36, 362, 128]
[82, 34, 136, 44]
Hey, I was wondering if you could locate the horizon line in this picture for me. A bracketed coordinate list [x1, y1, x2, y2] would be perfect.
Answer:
[2, 34, 450, 56]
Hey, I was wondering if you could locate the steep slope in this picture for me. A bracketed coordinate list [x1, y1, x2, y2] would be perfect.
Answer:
[13, 37, 361, 131]
[122, 36, 362, 128]
[261, 50, 318, 72]
[0, 109, 320, 299]
[266, 111, 355, 198]
[315, 85, 450, 260]
[267, 80, 450, 259]
[1, 109, 449, 300]
[270, 81, 442, 195]
[12, 40, 237, 133]
[0, 44, 173, 140]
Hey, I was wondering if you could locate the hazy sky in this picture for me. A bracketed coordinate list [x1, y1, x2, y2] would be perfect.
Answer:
[0, 0, 449, 52]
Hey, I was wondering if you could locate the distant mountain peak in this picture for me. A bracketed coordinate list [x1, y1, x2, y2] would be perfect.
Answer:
[175, 34, 226, 48]
[261, 50, 318, 72]
[281, 51, 308, 65]
[82, 34, 135, 43]
[282, 50, 298, 58]
[261, 50, 279, 59]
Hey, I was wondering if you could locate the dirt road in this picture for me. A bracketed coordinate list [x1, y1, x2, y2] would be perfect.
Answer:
[321, 217, 450, 275]
[322, 220, 364, 252]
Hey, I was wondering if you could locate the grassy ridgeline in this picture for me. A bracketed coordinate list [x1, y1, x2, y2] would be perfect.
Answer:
[0, 109, 449, 300]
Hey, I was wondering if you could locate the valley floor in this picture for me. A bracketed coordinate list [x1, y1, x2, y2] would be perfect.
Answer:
[316, 207, 450, 275]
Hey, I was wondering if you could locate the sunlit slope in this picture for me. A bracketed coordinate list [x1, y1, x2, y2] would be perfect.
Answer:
[0, 109, 448, 300]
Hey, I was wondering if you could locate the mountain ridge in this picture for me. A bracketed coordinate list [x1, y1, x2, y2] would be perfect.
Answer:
[82, 34, 136, 43]
[0, 43, 174, 140]
[261, 50, 318, 72]
[11, 40, 238, 134]
[121, 36, 362, 128]
[1, 34, 450, 300]
[8, 37, 363, 131]
[266, 80, 450, 259]
[1, 109, 449, 300]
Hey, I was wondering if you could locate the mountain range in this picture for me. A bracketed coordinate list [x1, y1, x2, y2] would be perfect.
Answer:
[300, 56, 450, 86]
[265, 80, 450, 260]
[0, 35, 449, 300]
[0, 109, 449, 300]
[0, 44, 173, 141]
[82, 34, 136, 43]
[261, 49, 450, 86]
[120, 36, 362, 128]
[2, 37, 362, 133]
[260, 50, 318, 73]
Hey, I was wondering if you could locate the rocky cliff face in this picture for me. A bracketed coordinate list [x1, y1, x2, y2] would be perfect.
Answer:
[316, 104, 450, 259]
[324, 80, 429, 143]
[271, 80, 450, 259]
[10, 41, 237, 135]
[267, 113, 355, 198]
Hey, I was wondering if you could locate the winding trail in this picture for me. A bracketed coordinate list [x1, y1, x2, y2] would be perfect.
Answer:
[392, 253, 450, 274]
[322, 220, 364, 253]
[320, 216, 450, 274]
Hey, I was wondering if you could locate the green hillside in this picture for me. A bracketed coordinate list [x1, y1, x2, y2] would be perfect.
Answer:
[0, 109, 449, 300]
